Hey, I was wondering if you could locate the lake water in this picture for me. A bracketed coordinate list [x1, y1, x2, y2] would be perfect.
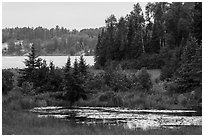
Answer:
[2, 56, 95, 69]
[30, 106, 202, 130]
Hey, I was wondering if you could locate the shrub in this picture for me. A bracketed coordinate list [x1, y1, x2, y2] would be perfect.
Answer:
[85, 74, 105, 91]
[6, 86, 24, 102]
[99, 91, 115, 102]
[132, 54, 165, 69]
[2, 69, 14, 94]
[109, 94, 123, 107]
[137, 68, 152, 91]
[21, 82, 35, 94]
[103, 70, 132, 92]
[20, 96, 36, 109]
[164, 81, 178, 94]
[152, 83, 166, 93]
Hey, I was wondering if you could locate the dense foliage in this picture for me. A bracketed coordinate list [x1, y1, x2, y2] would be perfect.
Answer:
[2, 70, 14, 94]
[95, 2, 202, 94]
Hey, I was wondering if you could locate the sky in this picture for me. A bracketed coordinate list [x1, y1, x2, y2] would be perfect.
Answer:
[2, 2, 147, 30]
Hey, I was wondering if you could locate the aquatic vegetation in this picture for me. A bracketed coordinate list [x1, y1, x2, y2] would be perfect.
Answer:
[30, 106, 202, 130]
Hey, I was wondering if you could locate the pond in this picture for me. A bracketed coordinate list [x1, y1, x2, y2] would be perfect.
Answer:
[30, 106, 202, 130]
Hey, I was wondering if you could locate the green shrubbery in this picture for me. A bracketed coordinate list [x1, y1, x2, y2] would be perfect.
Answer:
[2, 69, 14, 94]
[137, 68, 153, 91]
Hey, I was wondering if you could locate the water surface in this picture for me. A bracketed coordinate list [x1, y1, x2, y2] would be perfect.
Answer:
[30, 106, 202, 130]
[2, 56, 94, 69]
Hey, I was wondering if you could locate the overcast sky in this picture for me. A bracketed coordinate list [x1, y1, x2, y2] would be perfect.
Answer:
[2, 2, 147, 30]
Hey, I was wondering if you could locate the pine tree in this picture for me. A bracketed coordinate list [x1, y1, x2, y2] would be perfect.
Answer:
[18, 44, 43, 87]
[175, 37, 201, 93]
[64, 56, 73, 90]
[78, 55, 87, 77]
[65, 56, 71, 73]
[63, 57, 87, 107]
[73, 58, 79, 77]
[24, 44, 38, 70]
[94, 29, 107, 68]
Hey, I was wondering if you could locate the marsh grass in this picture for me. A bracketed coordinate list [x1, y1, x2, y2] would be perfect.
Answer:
[76, 90, 184, 110]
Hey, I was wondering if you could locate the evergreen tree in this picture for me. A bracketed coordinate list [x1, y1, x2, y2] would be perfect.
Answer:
[126, 3, 145, 59]
[18, 44, 43, 87]
[64, 56, 73, 90]
[175, 37, 201, 93]
[35, 60, 50, 92]
[63, 57, 87, 107]
[65, 56, 71, 73]
[94, 29, 107, 68]
[73, 58, 79, 77]
[105, 14, 117, 61]
[115, 17, 128, 60]
[78, 55, 88, 77]
[191, 2, 202, 45]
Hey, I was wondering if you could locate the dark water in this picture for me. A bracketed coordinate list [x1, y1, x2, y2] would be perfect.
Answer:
[30, 106, 202, 130]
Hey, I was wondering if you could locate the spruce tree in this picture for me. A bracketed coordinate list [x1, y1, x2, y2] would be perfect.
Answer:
[78, 55, 87, 77]
[65, 56, 71, 73]
[18, 44, 43, 87]
[73, 58, 79, 77]
[63, 57, 87, 107]
[175, 37, 201, 93]
[64, 56, 73, 90]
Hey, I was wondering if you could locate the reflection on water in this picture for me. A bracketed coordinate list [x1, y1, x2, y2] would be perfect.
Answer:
[30, 106, 202, 130]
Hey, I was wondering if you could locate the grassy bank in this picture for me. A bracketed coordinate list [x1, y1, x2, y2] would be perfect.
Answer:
[3, 68, 201, 110]
[2, 110, 202, 135]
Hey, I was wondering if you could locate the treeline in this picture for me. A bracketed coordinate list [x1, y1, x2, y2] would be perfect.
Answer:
[95, 2, 202, 93]
[3, 43, 201, 109]
[2, 44, 155, 108]
[2, 26, 101, 56]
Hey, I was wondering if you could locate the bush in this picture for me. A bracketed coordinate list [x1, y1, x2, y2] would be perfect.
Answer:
[137, 68, 152, 91]
[3, 86, 33, 110]
[99, 91, 115, 102]
[164, 81, 178, 94]
[152, 82, 167, 93]
[85, 74, 105, 91]
[109, 94, 123, 106]
[20, 96, 36, 109]
[2, 69, 14, 94]
[21, 82, 35, 94]
[98, 91, 124, 107]
[103, 69, 134, 92]
[133, 54, 165, 69]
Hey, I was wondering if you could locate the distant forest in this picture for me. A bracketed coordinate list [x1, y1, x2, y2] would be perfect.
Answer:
[2, 26, 102, 56]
